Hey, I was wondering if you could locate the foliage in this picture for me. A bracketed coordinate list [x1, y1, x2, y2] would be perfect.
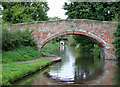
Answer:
[112, 22, 120, 59]
[73, 35, 95, 52]
[2, 2, 49, 24]
[41, 40, 60, 56]
[2, 59, 51, 85]
[49, 16, 61, 21]
[64, 2, 119, 21]
[2, 28, 37, 51]
[2, 46, 42, 63]
[90, 44, 100, 56]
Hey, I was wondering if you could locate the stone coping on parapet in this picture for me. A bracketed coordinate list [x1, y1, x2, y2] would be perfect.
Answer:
[4, 19, 118, 26]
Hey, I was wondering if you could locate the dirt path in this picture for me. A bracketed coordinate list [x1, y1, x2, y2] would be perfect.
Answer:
[16, 53, 61, 63]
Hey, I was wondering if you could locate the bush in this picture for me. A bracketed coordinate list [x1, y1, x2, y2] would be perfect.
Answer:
[112, 22, 120, 59]
[2, 28, 37, 51]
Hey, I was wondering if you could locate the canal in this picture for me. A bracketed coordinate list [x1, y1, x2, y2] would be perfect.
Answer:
[14, 45, 116, 85]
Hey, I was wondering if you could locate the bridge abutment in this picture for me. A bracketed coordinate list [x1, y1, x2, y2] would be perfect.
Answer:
[102, 48, 116, 60]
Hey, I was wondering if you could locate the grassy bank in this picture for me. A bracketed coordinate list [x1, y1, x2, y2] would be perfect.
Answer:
[2, 28, 55, 86]
[2, 46, 52, 86]
[2, 46, 42, 63]
[2, 59, 51, 85]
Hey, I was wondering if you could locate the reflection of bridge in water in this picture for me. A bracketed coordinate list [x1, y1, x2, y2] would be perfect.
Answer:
[7, 19, 117, 59]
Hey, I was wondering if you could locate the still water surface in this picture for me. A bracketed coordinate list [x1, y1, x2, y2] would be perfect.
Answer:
[46, 45, 104, 84]
[14, 45, 105, 85]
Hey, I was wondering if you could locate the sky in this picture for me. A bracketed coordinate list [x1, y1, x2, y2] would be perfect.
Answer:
[46, 0, 69, 19]
[0, 5, 3, 17]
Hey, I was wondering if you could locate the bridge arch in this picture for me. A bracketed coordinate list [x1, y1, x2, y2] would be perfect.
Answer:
[40, 29, 112, 59]
[7, 19, 116, 59]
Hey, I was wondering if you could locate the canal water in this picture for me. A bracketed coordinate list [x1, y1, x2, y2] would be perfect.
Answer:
[45, 45, 104, 84]
[14, 45, 116, 85]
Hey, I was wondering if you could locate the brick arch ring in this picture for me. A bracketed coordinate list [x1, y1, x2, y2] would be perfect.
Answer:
[39, 29, 115, 59]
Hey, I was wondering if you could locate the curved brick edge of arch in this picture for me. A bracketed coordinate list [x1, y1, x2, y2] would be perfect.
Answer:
[40, 31, 116, 60]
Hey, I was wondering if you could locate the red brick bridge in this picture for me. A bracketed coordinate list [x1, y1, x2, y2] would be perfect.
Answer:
[8, 19, 116, 59]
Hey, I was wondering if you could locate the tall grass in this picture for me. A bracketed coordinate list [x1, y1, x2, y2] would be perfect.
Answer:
[2, 46, 42, 63]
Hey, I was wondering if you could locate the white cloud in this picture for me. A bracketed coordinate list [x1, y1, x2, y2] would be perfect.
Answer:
[46, 0, 68, 19]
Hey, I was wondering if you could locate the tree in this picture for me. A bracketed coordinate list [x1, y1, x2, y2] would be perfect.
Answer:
[64, 2, 119, 21]
[2, 2, 49, 24]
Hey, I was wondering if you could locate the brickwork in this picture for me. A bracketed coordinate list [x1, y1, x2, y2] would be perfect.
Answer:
[7, 19, 116, 59]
